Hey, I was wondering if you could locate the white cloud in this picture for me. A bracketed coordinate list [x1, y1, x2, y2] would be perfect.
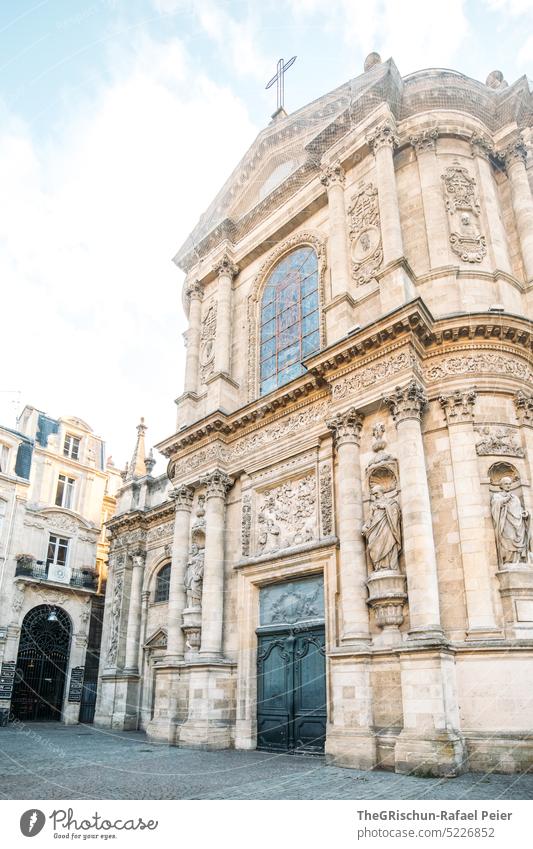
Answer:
[287, 0, 469, 75]
[0, 35, 257, 469]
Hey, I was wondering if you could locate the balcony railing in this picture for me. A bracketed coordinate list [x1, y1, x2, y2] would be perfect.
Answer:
[15, 560, 99, 591]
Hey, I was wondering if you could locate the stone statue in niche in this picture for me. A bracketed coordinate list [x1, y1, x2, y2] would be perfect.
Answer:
[491, 477, 531, 567]
[184, 542, 204, 608]
[362, 484, 402, 571]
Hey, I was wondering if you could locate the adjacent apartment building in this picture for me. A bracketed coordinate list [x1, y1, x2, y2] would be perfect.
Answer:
[0, 405, 121, 724]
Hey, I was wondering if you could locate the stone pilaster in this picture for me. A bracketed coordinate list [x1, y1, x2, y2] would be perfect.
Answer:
[198, 469, 233, 658]
[327, 408, 370, 644]
[167, 484, 195, 660]
[183, 280, 203, 394]
[320, 162, 350, 298]
[439, 390, 502, 639]
[124, 550, 145, 672]
[384, 380, 442, 639]
[470, 134, 512, 277]
[367, 121, 413, 312]
[410, 129, 450, 270]
[213, 253, 239, 376]
[503, 139, 533, 285]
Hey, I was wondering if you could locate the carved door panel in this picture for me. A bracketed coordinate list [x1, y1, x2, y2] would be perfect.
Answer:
[257, 625, 326, 753]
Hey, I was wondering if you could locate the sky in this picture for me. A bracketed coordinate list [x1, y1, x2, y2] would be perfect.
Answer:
[1, 0, 532, 472]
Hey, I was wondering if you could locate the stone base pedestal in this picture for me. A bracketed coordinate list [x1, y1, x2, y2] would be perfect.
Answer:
[178, 660, 236, 750]
[325, 727, 377, 770]
[377, 261, 416, 314]
[394, 731, 465, 777]
[463, 733, 533, 774]
[367, 569, 407, 647]
[145, 662, 188, 745]
[205, 372, 239, 416]
[395, 648, 465, 777]
[175, 391, 201, 430]
[94, 672, 141, 731]
[323, 293, 355, 343]
[496, 567, 533, 638]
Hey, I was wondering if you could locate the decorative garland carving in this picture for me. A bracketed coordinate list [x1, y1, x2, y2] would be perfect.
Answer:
[425, 352, 533, 384]
[106, 572, 123, 665]
[331, 351, 417, 400]
[247, 231, 327, 401]
[199, 301, 217, 384]
[241, 493, 252, 557]
[347, 182, 383, 285]
[319, 464, 333, 537]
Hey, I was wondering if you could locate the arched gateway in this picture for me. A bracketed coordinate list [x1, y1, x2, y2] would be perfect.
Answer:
[11, 605, 71, 721]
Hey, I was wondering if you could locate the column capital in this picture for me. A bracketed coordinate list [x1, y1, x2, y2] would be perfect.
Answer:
[515, 390, 533, 425]
[439, 389, 477, 425]
[500, 138, 528, 169]
[201, 469, 233, 499]
[185, 279, 203, 301]
[213, 252, 239, 279]
[367, 121, 399, 155]
[169, 483, 195, 510]
[385, 379, 428, 425]
[327, 407, 364, 448]
[320, 161, 345, 189]
[409, 128, 439, 155]
[131, 549, 146, 568]
[470, 131, 494, 161]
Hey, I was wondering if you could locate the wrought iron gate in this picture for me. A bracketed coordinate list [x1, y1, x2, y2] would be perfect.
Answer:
[11, 606, 71, 722]
[257, 625, 326, 753]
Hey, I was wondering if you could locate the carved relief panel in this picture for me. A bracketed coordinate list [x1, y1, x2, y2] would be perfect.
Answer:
[347, 182, 383, 285]
[256, 472, 318, 555]
[442, 161, 486, 263]
[199, 301, 217, 384]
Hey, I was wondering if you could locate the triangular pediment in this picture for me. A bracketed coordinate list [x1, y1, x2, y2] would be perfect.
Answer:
[144, 628, 167, 649]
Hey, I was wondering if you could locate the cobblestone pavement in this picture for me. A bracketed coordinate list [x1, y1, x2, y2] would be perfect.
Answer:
[0, 723, 531, 800]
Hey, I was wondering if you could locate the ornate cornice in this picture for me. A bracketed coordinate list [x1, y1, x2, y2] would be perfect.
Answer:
[213, 252, 239, 279]
[320, 161, 345, 189]
[384, 379, 428, 424]
[367, 121, 399, 154]
[169, 483, 195, 510]
[409, 128, 439, 154]
[201, 469, 233, 499]
[439, 389, 477, 425]
[327, 408, 363, 448]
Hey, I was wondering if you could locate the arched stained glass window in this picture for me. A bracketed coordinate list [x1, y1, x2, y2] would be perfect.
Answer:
[259, 246, 320, 395]
[154, 563, 171, 603]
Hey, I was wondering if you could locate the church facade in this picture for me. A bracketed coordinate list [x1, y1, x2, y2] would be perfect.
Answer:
[95, 56, 533, 776]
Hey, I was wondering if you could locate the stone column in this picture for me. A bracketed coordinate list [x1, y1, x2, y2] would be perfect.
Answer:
[320, 162, 351, 298]
[199, 469, 233, 658]
[471, 134, 512, 276]
[124, 550, 145, 672]
[183, 280, 203, 395]
[384, 380, 442, 638]
[367, 122, 404, 266]
[213, 253, 239, 376]
[166, 484, 195, 660]
[504, 139, 533, 282]
[327, 408, 370, 644]
[409, 129, 450, 269]
[439, 390, 501, 638]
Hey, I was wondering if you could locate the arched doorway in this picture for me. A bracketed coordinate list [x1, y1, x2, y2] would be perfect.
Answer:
[11, 605, 71, 721]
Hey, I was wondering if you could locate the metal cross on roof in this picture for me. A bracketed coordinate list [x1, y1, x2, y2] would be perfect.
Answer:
[266, 56, 297, 112]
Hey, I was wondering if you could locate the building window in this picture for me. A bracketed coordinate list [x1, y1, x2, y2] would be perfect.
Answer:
[63, 434, 80, 460]
[0, 444, 9, 474]
[46, 534, 69, 568]
[154, 563, 171, 603]
[55, 475, 75, 510]
[259, 246, 320, 396]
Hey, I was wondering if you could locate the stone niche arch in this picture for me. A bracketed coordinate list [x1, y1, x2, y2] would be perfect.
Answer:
[247, 231, 327, 401]
[488, 461, 520, 488]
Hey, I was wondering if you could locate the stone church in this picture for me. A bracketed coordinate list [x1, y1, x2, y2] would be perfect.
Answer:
[95, 55, 533, 777]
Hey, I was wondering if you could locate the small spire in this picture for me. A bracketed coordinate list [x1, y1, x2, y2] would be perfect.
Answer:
[126, 417, 148, 480]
